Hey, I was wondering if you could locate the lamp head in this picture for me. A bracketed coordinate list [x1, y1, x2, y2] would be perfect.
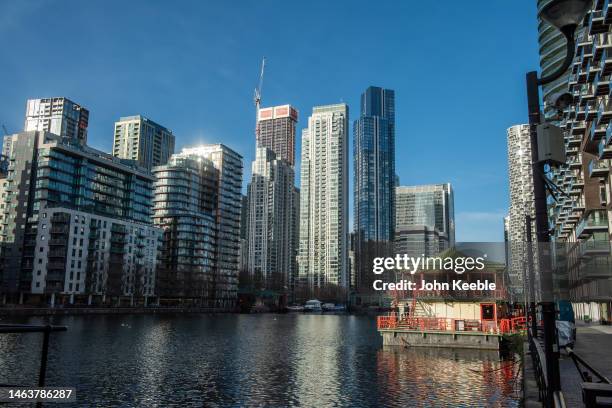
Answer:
[539, 0, 593, 31]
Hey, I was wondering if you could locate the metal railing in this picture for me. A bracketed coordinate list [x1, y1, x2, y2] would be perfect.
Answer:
[528, 327, 567, 407]
[0, 324, 67, 407]
[376, 314, 526, 334]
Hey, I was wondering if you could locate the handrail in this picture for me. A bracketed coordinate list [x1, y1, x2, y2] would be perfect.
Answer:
[553, 391, 567, 408]
[0, 323, 67, 408]
[0, 324, 67, 334]
[566, 346, 611, 384]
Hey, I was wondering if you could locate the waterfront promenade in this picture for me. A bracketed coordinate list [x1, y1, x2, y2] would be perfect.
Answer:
[524, 323, 612, 407]
[560, 323, 612, 407]
[0, 305, 228, 316]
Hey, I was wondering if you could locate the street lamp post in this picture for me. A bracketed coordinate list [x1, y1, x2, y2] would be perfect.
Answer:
[526, 0, 592, 402]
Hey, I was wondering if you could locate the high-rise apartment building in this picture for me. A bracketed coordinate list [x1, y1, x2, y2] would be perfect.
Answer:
[298, 104, 349, 292]
[353, 86, 396, 292]
[290, 186, 300, 295]
[24, 97, 89, 146]
[539, 2, 612, 321]
[506, 124, 536, 295]
[153, 145, 243, 309]
[0, 131, 159, 302]
[537, 0, 576, 118]
[113, 115, 175, 171]
[395, 184, 455, 258]
[256, 105, 298, 166]
[153, 152, 220, 302]
[246, 103, 299, 296]
[246, 147, 295, 290]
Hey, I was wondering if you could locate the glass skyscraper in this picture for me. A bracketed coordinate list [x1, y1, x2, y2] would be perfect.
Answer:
[353, 86, 395, 292]
[153, 144, 243, 309]
[395, 184, 455, 258]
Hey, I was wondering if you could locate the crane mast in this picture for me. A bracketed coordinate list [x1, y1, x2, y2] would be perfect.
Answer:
[254, 57, 266, 134]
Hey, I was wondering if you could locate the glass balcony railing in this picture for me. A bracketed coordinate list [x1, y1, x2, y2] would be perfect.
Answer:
[576, 210, 609, 238]
[589, 158, 610, 177]
[596, 99, 612, 126]
[580, 255, 612, 280]
[599, 127, 612, 158]
[580, 240, 611, 254]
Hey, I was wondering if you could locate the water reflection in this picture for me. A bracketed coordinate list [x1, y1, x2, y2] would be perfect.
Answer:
[376, 347, 520, 407]
[0, 314, 520, 407]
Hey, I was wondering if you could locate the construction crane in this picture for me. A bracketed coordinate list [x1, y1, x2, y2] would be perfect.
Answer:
[253, 57, 266, 116]
[1, 125, 8, 136]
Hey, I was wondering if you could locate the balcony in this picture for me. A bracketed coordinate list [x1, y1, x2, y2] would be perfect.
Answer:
[605, 0, 612, 24]
[110, 246, 125, 255]
[47, 250, 67, 258]
[566, 146, 580, 158]
[110, 235, 126, 244]
[599, 126, 612, 158]
[576, 210, 609, 238]
[567, 135, 582, 149]
[580, 84, 597, 106]
[594, 70, 611, 95]
[562, 223, 574, 233]
[577, 65, 588, 84]
[111, 224, 127, 234]
[579, 240, 611, 258]
[581, 35, 595, 66]
[586, 58, 601, 83]
[48, 239, 66, 246]
[571, 178, 585, 194]
[579, 256, 612, 280]
[593, 32, 612, 63]
[597, 99, 612, 126]
[597, 0, 606, 11]
[585, 101, 598, 121]
[50, 226, 69, 234]
[591, 121, 608, 143]
[589, 158, 610, 178]
[568, 155, 582, 169]
[47, 262, 66, 270]
[589, 10, 608, 35]
[600, 48, 612, 75]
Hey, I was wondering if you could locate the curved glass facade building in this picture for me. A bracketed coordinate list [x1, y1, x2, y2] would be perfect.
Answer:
[536, 0, 579, 114]
[153, 144, 243, 309]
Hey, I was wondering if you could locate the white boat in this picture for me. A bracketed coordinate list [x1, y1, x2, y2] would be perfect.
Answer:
[322, 303, 347, 312]
[286, 305, 305, 312]
[304, 299, 322, 312]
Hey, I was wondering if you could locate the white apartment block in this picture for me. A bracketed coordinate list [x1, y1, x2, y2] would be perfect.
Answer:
[507, 124, 537, 296]
[298, 104, 349, 289]
[31, 208, 161, 299]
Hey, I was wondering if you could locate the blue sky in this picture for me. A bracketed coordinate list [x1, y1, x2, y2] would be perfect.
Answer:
[0, 0, 540, 241]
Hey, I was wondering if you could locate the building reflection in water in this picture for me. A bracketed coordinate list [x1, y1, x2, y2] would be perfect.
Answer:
[376, 346, 520, 407]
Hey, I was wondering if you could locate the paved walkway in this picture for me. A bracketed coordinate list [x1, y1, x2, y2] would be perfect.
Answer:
[559, 323, 612, 407]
